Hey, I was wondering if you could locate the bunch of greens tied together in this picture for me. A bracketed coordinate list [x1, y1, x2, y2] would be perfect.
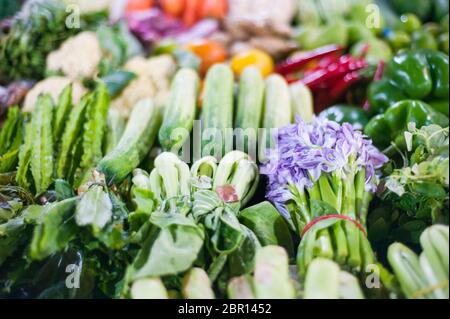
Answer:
[261, 116, 388, 274]
[122, 151, 260, 297]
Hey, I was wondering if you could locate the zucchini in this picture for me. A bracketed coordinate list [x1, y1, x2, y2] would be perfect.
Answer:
[159, 68, 200, 153]
[56, 94, 91, 180]
[30, 94, 55, 195]
[201, 64, 234, 158]
[53, 84, 73, 144]
[97, 98, 162, 184]
[290, 82, 314, 122]
[260, 75, 292, 159]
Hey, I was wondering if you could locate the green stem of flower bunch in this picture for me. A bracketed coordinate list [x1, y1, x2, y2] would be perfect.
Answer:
[342, 171, 362, 271]
[307, 177, 334, 260]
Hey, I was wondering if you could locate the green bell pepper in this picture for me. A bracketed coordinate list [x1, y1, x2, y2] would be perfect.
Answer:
[433, 0, 449, 22]
[411, 31, 439, 51]
[428, 100, 449, 116]
[391, 0, 433, 21]
[423, 50, 449, 99]
[319, 105, 370, 130]
[384, 50, 433, 100]
[365, 100, 449, 149]
[369, 49, 449, 114]
[396, 14, 422, 34]
[368, 79, 407, 114]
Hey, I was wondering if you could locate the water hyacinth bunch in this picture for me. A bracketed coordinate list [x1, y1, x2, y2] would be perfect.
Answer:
[261, 116, 388, 274]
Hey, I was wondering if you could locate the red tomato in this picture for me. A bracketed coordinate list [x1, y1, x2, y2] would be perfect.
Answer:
[126, 0, 154, 13]
[160, 0, 186, 18]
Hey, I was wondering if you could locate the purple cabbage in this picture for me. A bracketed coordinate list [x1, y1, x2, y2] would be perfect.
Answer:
[127, 9, 219, 46]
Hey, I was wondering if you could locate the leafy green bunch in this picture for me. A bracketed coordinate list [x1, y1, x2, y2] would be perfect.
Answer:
[0, 0, 78, 82]
[370, 124, 449, 244]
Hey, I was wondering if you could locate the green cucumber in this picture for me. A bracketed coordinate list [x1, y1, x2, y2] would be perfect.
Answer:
[159, 68, 200, 153]
[290, 82, 314, 122]
[30, 94, 55, 195]
[97, 98, 162, 184]
[235, 67, 264, 155]
[263, 75, 292, 130]
[260, 75, 292, 159]
[235, 66, 265, 130]
[201, 64, 234, 158]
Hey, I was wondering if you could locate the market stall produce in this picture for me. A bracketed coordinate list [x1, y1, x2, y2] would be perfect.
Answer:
[0, 0, 449, 301]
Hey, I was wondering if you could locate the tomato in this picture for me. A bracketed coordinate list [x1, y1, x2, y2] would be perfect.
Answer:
[126, 0, 154, 13]
[199, 0, 228, 20]
[186, 40, 227, 75]
[182, 0, 202, 27]
[230, 49, 274, 77]
[160, 0, 185, 18]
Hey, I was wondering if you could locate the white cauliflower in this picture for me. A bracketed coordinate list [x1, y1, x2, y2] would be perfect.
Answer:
[111, 55, 176, 118]
[46, 32, 103, 80]
[23, 77, 86, 112]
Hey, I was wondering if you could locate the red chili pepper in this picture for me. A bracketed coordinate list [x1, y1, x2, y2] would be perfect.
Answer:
[300, 56, 367, 91]
[276, 45, 344, 76]
[373, 60, 385, 81]
[363, 60, 385, 110]
[330, 71, 362, 100]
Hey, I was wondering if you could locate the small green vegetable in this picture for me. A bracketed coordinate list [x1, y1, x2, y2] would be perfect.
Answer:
[201, 64, 234, 158]
[97, 98, 162, 184]
[159, 68, 200, 153]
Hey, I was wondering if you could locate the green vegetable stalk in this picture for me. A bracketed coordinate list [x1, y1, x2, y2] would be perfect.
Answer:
[388, 225, 449, 299]
[303, 258, 364, 299]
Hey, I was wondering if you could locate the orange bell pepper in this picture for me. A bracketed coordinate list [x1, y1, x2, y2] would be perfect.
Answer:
[186, 39, 227, 75]
[230, 49, 274, 77]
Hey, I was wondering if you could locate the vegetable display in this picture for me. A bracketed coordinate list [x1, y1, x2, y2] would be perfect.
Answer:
[0, 0, 449, 302]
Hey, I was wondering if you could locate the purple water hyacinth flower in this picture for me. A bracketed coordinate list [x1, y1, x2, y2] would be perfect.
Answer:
[261, 116, 388, 203]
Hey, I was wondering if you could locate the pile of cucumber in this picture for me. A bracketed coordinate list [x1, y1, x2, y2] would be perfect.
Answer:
[158, 64, 313, 160]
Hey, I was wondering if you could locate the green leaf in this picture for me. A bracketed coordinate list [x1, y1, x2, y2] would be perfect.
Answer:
[130, 211, 204, 279]
[75, 185, 112, 230]
[227, 225, 261, 277]
[239, 201, 294, 256]
[101, 70, 136, 98]
[30, 197, 79, 260]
